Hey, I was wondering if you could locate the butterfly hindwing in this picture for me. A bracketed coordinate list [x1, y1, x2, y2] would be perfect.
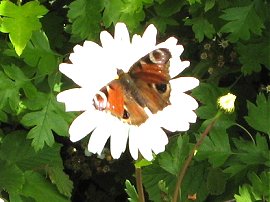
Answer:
[93, 48, 172, 125]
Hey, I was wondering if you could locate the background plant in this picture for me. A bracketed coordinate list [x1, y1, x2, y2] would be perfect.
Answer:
[0, 0, 269, 201]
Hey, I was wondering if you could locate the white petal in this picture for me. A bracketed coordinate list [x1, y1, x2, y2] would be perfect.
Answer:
[110, 122, 129, 159]
[129, 126, 140, 160]
[149, 127, 168, 154]
[136, 124, 154, 161]
[114, 23, 130, 44]
[57, 88, 92, 111]
[170, 77, 200, 92]
[141, 24, 157, 49]
[69, 110, 98, 142]
[88, 124, 111, 155]
[170, 92, 199, 110]
[170, 59, 190, 78]
[100, 31, 114, 48]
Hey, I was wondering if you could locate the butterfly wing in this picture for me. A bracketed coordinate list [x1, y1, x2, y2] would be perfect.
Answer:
[93, 48, 172, 126]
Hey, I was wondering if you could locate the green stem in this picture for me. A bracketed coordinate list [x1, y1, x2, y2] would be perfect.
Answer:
[135, 166, 145, 202]
[172, 115, 220, 202]
[234, 123, 255, 144]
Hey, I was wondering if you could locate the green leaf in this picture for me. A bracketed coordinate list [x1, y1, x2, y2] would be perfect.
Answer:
[0, 131, 73, 198]
[2, 64, 37, 99]
[0, 70, 19, 111]
[248, 171, 270, 198]
[206, 168, 227, 195]
[22, 171, 69, 202]
[224, 134, 270, 176]
[245, 93, 270, 135]
[237, 40, 270, 75]
[67, 0, 104, 41]
[195, 129, 232, 167]
[135, 158, 152, 168]
[47, 167, 73, 198]
[148, 17, 178, 34]
[0, 160, 24, 193]
[125, 180, 138, 202]
[103, 0, 124, 27]
[142, 163, 176, 202]
[158, 135, 190, 175]
[219, 5, 265, 42]
[154, 0, 185, 17]
[21, 31, 58, 77]
[21, 94, 70, 151]
[0, 1, 48, 55]
[204, 0, 215, 12]
[185, 17, 215, 42]
[234, 185, 253, 202]
[192, 83, 225, 119]
[103, 0, 148, 31]
[181, 162, 209, 202]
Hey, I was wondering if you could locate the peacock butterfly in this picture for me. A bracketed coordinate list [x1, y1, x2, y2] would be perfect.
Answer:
[93, 48, 172, 125]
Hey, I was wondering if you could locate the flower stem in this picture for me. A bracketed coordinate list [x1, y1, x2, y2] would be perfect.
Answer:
[172, 117, 219, 202]
[135, 166, 145, 202]
[233, 123, 255, 144]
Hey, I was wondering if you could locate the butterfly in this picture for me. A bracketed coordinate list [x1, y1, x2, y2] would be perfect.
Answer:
[93, 48, 172, 125]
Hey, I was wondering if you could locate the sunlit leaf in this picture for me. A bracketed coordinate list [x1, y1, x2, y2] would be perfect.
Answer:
[0, 1, 48, 55]
[125, 180, 138, 202]
[245, 93, 270, 135]
[220, 5, 265, 42]
[185, 17, 215, 42]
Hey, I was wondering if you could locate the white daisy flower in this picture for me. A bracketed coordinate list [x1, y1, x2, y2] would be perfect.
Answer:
[57, 23, 199, 161]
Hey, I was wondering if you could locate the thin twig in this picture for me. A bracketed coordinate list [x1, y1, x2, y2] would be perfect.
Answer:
[172, 118, 218, 202]
[135, 166, 145, 202]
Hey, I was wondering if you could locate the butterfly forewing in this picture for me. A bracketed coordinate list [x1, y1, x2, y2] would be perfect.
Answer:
[93, 48, 172, 126]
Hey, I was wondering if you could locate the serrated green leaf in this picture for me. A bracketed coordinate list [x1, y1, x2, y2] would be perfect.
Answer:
[103, 0, 147, 31]
[0, 1, 48, 55]
[148, 17, 178, 34]
[237, 41, 270, 75]
[248, 171, 270, 198]
[0, 70, 20, 111]
[230, 134, 270, 169]
[142, 163, 176, 202]
[2, 64, 37, 99]
[47, 167, 73, 198]
[67, 0, 104, 41]
[195, 129, 232, 167]
[234, 185, 253, 202]
[154, 0, 185, 17]
[181, 162, 209, 202]
[21, 94, 70, 151]
[135, 158, 152, 168]
[204, 0, 215, 12]
[192, 83, 225, 119]
[9, 194, 23, 202]
[125, 180, 138, 202]
[103, 0, 124, 27]
[185, 17, 215, 42]
[206, 168, 227, 195]
[0, 131, 63, 170]
[158, 135, 190, 175]
[0, 160, 24, 193]
[0, 110, 8, 122]
[21, 31, 58, 77]
[245, 93, 270, 135]
[0, 132, 73, 198]
[22, 171, 69, 202]
[219, 5, 265, 42]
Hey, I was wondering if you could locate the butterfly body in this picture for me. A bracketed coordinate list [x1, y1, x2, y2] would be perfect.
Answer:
[93, 48, 172, 125]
